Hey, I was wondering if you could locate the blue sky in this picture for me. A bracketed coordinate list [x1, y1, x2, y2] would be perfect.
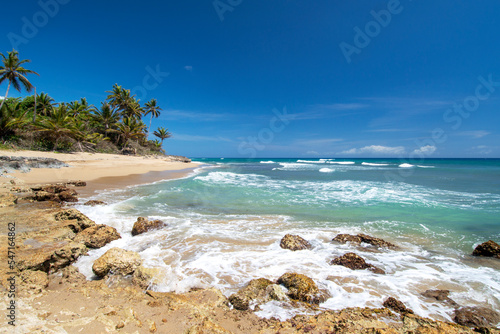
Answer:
[2, 0, 500, 158]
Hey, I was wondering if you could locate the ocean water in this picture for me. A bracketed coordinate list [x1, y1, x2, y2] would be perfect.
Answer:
[74, 158, 500, 323]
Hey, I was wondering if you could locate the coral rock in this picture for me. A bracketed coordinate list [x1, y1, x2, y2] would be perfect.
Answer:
[92, 247, 142, 277]
[383, 297, 414, 314]
[332, 233, 396, 249]
[472, 240, 500, 258]
[228, 278, 274, 310]
[74, 224, 121, 248]
[277, 273, 328, 304]
[279, 234, 312, 251]
[84, 200, 107, 206]
[454, 306, 500, 328]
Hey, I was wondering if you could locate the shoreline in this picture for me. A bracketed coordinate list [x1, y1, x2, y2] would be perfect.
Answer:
[0, 149, 200, 196]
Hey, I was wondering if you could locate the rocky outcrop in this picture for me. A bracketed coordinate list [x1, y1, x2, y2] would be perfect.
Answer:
[279, 234, 312, 251]
[165, 155, 191, 163]
[228, 278, 274, 310]
[66, 180, 86, 187]
[17, 241, 88, 273]
[421, 289, 459, 307]
[383, 297, 414, 314]
[20, 270, 49, 294]
[29, 184, 78, 203]
[54, 208, 96, 232]
[277, 273, 328, 304]
[92, 247, 142, 277]
[0, 156, 68, 174]
[472, 240, 500, 258]
[131, 217, 166, 236]
[330, 252, 385, 274]
[332, 233, 397, 249]
[73, 224, 121, 248]
[84, 200, 107, 206]
[0, 193, 17, 207]
[454, 306, 500, 328]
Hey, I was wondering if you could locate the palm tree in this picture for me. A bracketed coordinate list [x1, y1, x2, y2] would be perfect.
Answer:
[123, 98, 144, 120]
[91, 102, 120, 138]
[35, 92, 55, 117]
[0, 50, 39, 110]
[0, 101, 28, 139]
[153, 127, 171, 145]
[115, 117, 146, 147]
[35, 104, 77, 150]
[144, 98, 162, 136]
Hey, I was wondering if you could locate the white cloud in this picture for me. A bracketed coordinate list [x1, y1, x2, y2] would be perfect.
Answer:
[458, 130, 490, 138]
[412, 145, 436, 155]
[340, 145, 406, 155]
[470, 145, 493, 154]
[184, 65, 193, 72]
[306, 150, 319, 155]
[161, 109, 230, 122]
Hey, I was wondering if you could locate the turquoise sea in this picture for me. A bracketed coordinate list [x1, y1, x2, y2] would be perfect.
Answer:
[75, 158, 500, 322]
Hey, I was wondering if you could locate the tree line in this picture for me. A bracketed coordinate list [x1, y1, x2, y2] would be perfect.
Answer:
[0, 50, 172, 154]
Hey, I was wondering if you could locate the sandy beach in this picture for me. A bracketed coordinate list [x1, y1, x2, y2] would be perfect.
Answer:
[0, 149, 199, 195]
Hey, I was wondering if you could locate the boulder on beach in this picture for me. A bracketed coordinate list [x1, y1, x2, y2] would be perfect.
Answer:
[277, 273, 329, 304]
[472, 240, 500, 258]
[131, 217, 166, 236]
[17, 241, 88, 273]
[66, 180, 86, 187]
[332, 233, 396, 249]
[74, 224, 121, 248]
[454, 306, 500, 328]
[228, 278, 274, 310]
[132, 265, 165, 289]
[383, 297, 414, 314]
[279, 234, 312, 251]
[330, 252, 385, 274]
[29, 184, 78, 203]
[92, 247, 142, 277]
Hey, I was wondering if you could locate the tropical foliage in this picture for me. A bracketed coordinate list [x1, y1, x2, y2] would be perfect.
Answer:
[0, 51, 172, 155]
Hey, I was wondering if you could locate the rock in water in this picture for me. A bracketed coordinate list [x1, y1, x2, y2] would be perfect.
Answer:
[92, 247, 142, 277]
[330, 252, 385, 274]
[472, 240, 500, 258]
[383, 297, 414, 314]
[131, 217, 166, 236]
[279, 234, 312, 251]
[421, 289, 459, 307]
[277, 273, 328, 304]
[84, 200, 107, 206]
[332, 233, 396, 249]
[74, 224, 121, 248]
[454, 306, 500, 328]
[54, 209, 96, 232]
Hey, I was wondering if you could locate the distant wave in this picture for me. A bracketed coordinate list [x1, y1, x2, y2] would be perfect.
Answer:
[399, 163, 414, 168]
[328, 161, 355, 165]
[260, 161, 276, 164]
[319, 168, 335, 173]
[297, 160, 325, 164]
[361, 162, 390, 167]
[417, 165, 435, 168]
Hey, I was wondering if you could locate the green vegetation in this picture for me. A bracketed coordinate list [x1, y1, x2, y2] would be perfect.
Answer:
[0, 51, 172, 155]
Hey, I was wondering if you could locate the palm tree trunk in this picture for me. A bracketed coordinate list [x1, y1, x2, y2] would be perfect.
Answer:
[33, 87, 37, 122]
[148, 114, 153, 137]
[0, 82, 11, 110]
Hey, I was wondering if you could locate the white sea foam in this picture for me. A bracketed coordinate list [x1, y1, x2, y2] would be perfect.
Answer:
[319, 168, 335, 173]
[361, 162, 390, 166]
[417, 165, 435, 168]
[297, 160, 325, 164]
[328, 161, 355, 165]
[399, 163, 414, 168]
[74, 202, 500, 323]
[260, 160, 276, 164]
